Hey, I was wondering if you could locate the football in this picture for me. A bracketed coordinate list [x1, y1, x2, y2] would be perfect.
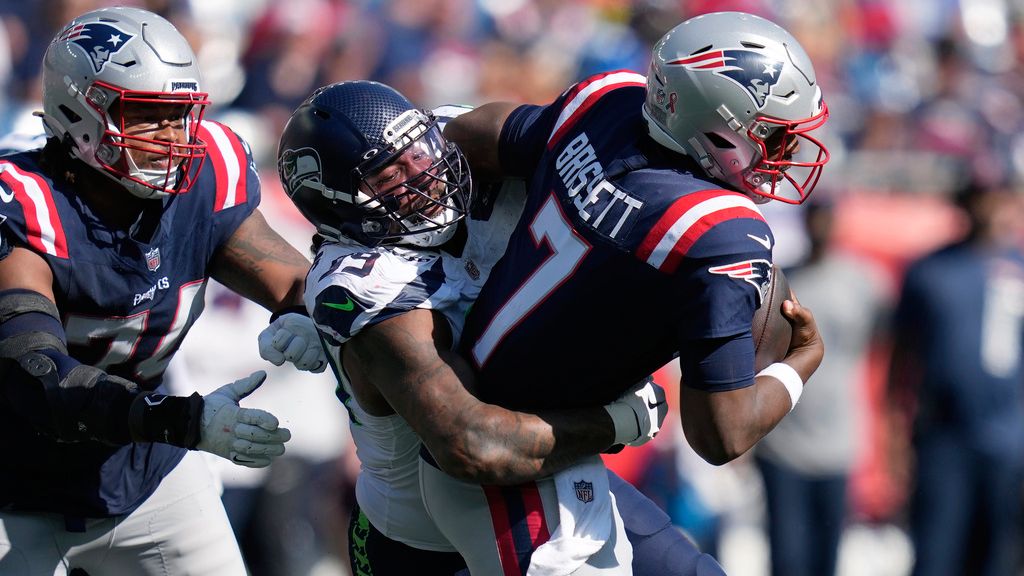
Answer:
[752, 264, 793, 372]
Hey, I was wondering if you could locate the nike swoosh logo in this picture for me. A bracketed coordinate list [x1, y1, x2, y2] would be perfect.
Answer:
[747, 234, 772, 250]
[646, 399, 661, 410]
[323, 298, 355, 311]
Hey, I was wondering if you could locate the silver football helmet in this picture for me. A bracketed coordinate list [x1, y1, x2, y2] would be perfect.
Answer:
[642, 12, 829, 204]
[41, 7, 210, 199]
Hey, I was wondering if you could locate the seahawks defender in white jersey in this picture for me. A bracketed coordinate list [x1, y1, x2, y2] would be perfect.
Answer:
[268, 82, 670, 575]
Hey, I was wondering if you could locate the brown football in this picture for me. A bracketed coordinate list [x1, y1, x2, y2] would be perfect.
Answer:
[752, 264, 793, 372]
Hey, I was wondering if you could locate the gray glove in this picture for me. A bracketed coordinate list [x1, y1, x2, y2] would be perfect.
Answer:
[258, 313, 328, 373]
[603, 377, 668, 447]
[196, 371, 291, 468]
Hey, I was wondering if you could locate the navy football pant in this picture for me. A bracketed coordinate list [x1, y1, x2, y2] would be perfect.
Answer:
[608, 470, 727, 576]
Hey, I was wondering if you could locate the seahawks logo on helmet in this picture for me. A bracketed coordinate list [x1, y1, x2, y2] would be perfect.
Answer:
[666, 49, 785, 109]
[60, 22, 135, 73]
[279, 147, 323, 198]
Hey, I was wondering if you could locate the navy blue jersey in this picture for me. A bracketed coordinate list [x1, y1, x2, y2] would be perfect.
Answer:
[0, 120, 260, 516]
[896, 243, 1024, 461]
[460, 71, 776, 410]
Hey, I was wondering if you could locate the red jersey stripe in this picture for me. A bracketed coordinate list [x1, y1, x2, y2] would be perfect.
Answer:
[637, 190, 763, 273]
[658, 205, 763, 274]
[0, 162, 69, 258]
[546, 71, 646, 150]
[198, 122, 248, 211]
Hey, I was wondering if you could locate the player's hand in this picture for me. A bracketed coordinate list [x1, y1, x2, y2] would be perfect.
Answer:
[258, 312, 327, 373]
[196, 371, 291, 468]
[603, 376, 668, 448]
[781, 296, 825, 380]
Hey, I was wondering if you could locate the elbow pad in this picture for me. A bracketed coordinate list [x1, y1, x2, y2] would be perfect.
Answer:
[3, 351, 139, 444]
[0, 289, 140, 444]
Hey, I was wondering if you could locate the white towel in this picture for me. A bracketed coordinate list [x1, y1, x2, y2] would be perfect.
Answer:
[527, 456, 613, 576]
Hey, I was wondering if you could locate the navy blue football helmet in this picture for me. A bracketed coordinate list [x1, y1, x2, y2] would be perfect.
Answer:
[278, 81, 471, 247]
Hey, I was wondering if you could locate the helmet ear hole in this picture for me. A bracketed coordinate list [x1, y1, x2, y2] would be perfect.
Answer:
[58, 105, 82, 124]
[705, 132, 734, 149]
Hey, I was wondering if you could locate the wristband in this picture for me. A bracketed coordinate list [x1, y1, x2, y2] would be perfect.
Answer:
[757, 362, 803, 411]
[128, 391, 203, 448]
[603, 402, 640, 446]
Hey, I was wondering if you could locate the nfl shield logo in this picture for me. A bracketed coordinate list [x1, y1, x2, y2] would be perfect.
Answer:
[574, 480, 594, 504]
[145, 247, 161, 272]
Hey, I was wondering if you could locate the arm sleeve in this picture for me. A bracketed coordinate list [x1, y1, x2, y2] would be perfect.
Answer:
[679, 332, 757, 393]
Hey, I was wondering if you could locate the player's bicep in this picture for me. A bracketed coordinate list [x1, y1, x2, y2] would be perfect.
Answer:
[345, 308, 478, 443]
[0, 246, 54, 300]
[210, 208, 310, 311]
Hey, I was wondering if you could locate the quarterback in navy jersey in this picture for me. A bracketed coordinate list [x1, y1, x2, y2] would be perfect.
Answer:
[421, 10, 827, 574]
[0, 7, 318, 575]
[453, 10, 827, 460]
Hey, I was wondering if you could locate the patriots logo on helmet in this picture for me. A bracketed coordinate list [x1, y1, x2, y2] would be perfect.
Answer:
[60, 22, 135, 73]
[708, 259, 773, 304]
[666, 49, 785, 109]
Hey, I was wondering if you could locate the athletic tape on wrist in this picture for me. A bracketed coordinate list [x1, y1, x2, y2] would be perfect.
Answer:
[603, 402, 640, 446]
[757, 362, 803, 411]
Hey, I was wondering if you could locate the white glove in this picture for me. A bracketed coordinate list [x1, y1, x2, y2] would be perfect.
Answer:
[258, 312, 327, 373]
[196, 371, 291, 468]
[603, 377, 668, 447]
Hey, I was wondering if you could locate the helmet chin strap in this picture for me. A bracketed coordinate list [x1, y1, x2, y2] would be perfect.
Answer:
[122, 150, 178, 199]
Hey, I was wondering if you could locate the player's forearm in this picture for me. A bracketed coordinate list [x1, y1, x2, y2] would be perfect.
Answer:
[352, 311, 616, 483]
[680, 381, 791, 465]
[434, 403, 614, 485]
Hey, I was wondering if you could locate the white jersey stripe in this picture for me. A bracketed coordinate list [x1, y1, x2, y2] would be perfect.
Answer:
[202, 122, 241, 209]
[4, 163, 60, 256]
[547, 71, 647, 146]
[645, 194, 762, 269]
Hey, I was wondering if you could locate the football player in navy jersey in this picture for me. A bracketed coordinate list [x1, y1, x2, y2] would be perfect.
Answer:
[415, 10, 826, 574]
[270, 81, 674, 576]
[0, 7, 323, 575]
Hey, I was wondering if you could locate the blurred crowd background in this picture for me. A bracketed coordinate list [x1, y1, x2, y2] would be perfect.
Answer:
[2, 0, 1023, 575]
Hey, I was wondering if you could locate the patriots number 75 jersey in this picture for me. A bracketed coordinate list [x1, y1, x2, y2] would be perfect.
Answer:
[460, 71, 777, 410]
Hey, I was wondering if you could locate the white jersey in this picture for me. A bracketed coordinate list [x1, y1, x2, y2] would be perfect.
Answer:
[305, 178, 525, 550]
